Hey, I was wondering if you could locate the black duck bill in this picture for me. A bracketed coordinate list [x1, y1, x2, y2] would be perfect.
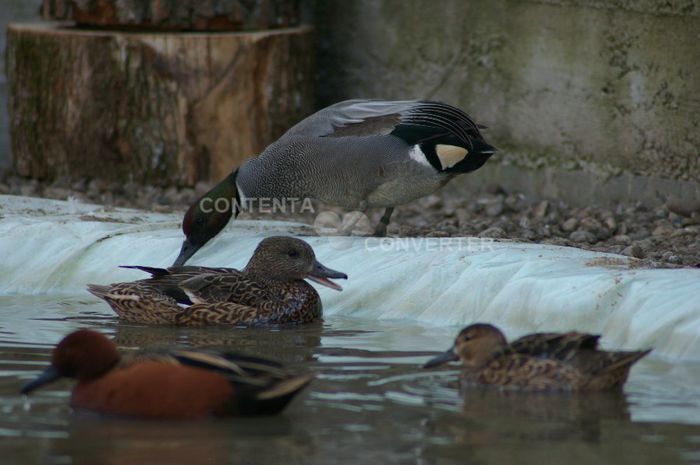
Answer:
[306, 260, 347, 291]
[423, 346, 459, 368]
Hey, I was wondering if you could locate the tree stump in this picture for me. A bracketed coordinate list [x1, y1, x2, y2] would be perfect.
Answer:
[6, 23, 314, 185]
[40, 0, 300, 31]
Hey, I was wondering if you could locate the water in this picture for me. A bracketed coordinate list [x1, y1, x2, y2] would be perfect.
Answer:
[1, 296, 700, 465]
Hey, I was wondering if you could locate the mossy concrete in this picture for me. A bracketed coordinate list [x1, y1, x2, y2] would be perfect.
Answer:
[313, 0, 700, 205]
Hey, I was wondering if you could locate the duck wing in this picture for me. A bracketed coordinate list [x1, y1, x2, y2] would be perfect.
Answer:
[510, 331, 601, 363]
[177, 272, 272, 306]
[477, 354, 586, 391]
[120, 265, 235, 304]
[126, 349, 314, 415]
[282, 99, 486, 148]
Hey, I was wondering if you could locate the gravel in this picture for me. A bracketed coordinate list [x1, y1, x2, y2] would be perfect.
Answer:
[1, 171, 698, 268]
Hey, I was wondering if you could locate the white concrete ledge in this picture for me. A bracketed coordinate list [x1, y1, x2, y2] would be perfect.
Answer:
[2, 195, 699, 361]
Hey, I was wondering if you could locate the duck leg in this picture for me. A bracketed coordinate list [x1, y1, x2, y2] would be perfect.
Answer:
[373, 207, 394, 237]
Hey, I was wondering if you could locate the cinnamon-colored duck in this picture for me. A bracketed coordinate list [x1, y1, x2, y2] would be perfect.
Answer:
[21, 329, 314, 419]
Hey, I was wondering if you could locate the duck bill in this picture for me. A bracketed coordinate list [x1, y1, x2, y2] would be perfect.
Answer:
[306, 260, 347, 291]
[423, 347, 459, 368]
[173, 239, 199, 267]
[21, 366, 62, 394]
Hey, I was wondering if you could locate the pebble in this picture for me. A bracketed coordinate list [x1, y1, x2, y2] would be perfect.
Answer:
[561, 218, 579, 232]
[3, 169, 699, 268]
[478, 226, 507, 238]
[569, 230, 597, 244]
[622, 244, 645, 259]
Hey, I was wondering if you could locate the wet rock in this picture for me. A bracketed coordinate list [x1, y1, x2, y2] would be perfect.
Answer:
[661, 251, 682, 264]
[602, 215, 617, 232]
[454, 208, 470, 225]
[612, 234, 632, 246]
[666, 196, 700, 218]
[533, 200, 549, 219]
[652, 224, 675, 237]
[484, 198, 504, 217]
[629, 227, 650, 240]
[561, 218, 579, 232]
[504, 194, 527, 212]
[622, 244, 645, 259]
[478, 226, 506, 238]
[569, 230, 597, 244]
[43, 186, 72, 200]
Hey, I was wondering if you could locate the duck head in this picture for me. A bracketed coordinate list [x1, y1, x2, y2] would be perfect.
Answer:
[21, 330, 120, 394]
[424, 323, 509, 369]
[174, 170, 241, 266]
[244, 236, 347, 291]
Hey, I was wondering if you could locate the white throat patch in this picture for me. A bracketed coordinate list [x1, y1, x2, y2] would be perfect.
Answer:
[408, 145, 432, 168]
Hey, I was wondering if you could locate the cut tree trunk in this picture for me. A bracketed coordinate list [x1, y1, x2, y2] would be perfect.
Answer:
[40, 0, 300, 31]
[6, 22, 314, 186]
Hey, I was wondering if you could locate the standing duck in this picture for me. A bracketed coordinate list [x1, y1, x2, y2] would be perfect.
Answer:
[424, 323, 650, 391]
[87, 236, 347, 326]
[21, 329, 314, 419]
[174, 99, 496, 265]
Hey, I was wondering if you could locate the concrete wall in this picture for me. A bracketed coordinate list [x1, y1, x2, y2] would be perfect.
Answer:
[313, 0, 700, 205]
[0, 0, 41, 167]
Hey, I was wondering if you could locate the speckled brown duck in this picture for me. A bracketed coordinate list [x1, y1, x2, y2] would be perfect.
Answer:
[424, 323, 651, 391]
[87, 236, 347, 326]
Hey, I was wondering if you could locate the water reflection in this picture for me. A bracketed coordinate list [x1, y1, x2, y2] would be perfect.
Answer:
[1, 296, 700, 465]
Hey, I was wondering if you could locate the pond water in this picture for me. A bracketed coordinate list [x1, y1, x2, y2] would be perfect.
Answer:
[1, 296, 699, 465]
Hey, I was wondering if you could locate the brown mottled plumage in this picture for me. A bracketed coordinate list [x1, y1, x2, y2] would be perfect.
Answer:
[424, 323, 651, 392]
[87, 236, 347, 326]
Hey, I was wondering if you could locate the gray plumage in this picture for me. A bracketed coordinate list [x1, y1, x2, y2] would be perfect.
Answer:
[174, 99, 496, 265]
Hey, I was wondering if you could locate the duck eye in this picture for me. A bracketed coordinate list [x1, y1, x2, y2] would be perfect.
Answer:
[287, 249, 300, 258]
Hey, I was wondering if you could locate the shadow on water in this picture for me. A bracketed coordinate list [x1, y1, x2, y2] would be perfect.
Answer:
[1, 296, 700, 464]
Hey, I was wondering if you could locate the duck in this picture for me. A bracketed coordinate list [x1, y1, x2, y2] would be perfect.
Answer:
[423, 323, 651, 391]
[174, 99, 496, 265]
[20, 329, 314, 419]
[87, 236, 347, 326]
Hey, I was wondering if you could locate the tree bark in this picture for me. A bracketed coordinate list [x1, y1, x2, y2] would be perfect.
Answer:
[6, 23, 314, 186]
[40, 0, 300, 31]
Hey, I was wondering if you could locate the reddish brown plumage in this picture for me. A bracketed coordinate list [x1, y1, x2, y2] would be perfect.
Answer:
[71, 361, 234, 419]
[22, 330, 314, 419]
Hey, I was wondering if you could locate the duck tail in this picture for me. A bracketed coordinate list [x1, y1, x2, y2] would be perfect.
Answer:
[86, 284, 111, 300]
[251, 373, 315, 415]
[589, 348, 651, 389]
[86, 283, 181, 324]
[119, 265, 170, 277]
[603, 349, 652, 375]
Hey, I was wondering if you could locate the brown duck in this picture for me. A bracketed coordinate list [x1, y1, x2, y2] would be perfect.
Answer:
[21, 329, 314, 419]
[424, 323, 651, 391]
[87, 236, 347, 326]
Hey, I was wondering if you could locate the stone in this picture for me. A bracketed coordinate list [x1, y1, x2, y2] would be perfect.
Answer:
[533, 200, 549, 219]
[622, 244, 645, 259]
[612, 234, 632, 246]
[629, 228, 650, 240]
[569, 230, 597, 244]
[478, 226, 506, 238]
[561, 218, 579, 232]
[485, 200, 504, 217]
